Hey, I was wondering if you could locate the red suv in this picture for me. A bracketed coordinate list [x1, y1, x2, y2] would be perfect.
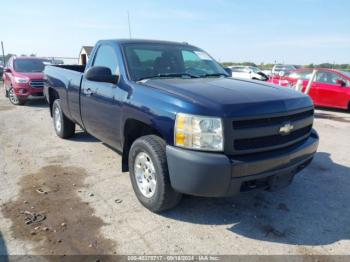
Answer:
[269, 68, 350, 111]
[2, 56, 49, 105]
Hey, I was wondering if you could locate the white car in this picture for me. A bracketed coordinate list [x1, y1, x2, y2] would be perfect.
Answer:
[271, 64, 296, 76]
[229, 66, 268, 81]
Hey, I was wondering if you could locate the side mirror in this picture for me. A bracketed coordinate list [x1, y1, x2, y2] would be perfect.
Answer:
[4, 67, 11, 73]
[279, 71, 285, 77]
[85, 66, 118, 84]
[336, 79, 346, 87]
[224, 67, 232, 76]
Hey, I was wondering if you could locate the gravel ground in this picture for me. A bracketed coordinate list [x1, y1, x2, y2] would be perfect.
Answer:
[0, 89, 349, 256]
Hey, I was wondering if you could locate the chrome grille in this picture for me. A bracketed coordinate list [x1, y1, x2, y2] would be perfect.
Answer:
[30, 80, 44, 88]
[224, 108, 314, 155]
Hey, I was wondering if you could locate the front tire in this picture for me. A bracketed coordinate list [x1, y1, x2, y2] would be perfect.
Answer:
[8, 87, 26, 105]
[129, 135, 182, 213]
[52, 99, 75, 138]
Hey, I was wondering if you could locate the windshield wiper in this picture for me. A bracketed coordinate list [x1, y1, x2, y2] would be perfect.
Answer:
[199, 73, 228, 78]
[137, 73, 199, 82]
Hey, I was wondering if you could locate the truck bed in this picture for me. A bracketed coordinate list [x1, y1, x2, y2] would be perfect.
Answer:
[51, 64, 86, 73]
[44, 64, 86, 126]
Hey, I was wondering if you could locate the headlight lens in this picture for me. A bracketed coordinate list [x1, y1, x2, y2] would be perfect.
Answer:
[14, 76, 30, 84]
[174, 113, 223, 151]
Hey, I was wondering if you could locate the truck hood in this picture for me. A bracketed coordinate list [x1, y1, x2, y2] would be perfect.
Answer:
[141, 77, 313, 117]
[13, 72, 44, 80]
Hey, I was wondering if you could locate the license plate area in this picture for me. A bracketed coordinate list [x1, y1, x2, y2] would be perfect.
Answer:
[268, 172, 295, 191]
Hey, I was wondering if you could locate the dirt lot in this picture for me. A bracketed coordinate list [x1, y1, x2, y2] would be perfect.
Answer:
[0, 88, 350, 256]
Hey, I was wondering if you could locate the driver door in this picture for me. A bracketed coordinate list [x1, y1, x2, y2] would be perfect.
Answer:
[80, 44, 125, 149]
[313, 71, 348, 108]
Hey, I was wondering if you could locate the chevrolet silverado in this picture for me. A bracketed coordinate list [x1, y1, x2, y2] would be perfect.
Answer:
[44, 39, 319, 212]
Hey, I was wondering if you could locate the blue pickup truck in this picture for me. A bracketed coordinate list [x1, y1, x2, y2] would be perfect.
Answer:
[44, 39, 319, 212]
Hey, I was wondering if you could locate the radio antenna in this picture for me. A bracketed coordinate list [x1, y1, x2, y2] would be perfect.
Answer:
[127, 11, 132, 39]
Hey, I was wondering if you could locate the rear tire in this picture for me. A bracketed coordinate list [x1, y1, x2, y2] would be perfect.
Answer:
[8, 86, 26, 105]
[129, 135, 182, 213]
[52, 99, 75, 138]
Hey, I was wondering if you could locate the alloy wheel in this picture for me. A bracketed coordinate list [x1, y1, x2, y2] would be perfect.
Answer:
[134, 152, 157, 198]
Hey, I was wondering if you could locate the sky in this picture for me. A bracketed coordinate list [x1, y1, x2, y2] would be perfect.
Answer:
[1, 0, 350, 64]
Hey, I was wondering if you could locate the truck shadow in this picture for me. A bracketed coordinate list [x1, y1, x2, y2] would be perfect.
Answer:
[0, 232, 8, 261]
[69, 131, 100, 143]
[164, 152, 350, 246]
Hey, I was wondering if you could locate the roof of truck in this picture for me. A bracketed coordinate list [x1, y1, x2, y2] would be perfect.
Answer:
[101, 39, 193, 46]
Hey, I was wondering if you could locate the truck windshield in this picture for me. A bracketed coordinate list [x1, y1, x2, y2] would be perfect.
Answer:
[14, 59, 47, 73]
[123, 43, 228, 81]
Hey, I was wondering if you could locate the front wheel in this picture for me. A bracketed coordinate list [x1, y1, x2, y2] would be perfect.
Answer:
[129, 135, 182, 213]
[8, 87, 26, 105]
[52, 99, 75, 138]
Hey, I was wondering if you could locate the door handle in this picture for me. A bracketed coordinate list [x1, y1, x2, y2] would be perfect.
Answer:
[85, 88, 93, 96]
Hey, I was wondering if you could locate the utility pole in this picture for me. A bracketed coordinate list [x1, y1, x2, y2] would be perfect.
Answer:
[1, 41, 5, 66]
[127, 11, 132, 39]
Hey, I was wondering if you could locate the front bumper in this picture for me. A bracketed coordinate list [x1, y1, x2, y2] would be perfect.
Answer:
[166, 129, 319, 197]
[13, 83, 44, 98]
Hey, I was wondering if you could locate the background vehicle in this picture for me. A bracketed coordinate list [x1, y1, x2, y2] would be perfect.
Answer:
[262, 69, 272, 77]
[2, 56, 50, 105]
[229, 65, 269, 81]
[273, 68, 350, 110]
[0, 65, 3, 81]
[44, 39, 318, 212]
[271, 64, 297, 76]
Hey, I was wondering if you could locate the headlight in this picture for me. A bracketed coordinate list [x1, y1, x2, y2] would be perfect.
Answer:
[174, 113, 223, 151]
[14, 77, 29, 84]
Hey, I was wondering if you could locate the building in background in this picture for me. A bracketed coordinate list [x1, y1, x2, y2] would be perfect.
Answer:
[79, 46, 93, 65]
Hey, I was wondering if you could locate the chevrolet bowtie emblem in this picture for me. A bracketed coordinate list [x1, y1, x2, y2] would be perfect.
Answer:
[279, 122, 294, 135]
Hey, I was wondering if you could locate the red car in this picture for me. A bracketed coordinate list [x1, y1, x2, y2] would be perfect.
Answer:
[269, 68, 350, 110]
[2, 56, 49, 105]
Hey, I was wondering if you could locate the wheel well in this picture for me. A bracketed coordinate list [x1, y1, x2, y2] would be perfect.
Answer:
[348, 101, 350, 112]
[122, 119, 162, 172]
[48, 88, 59, 116]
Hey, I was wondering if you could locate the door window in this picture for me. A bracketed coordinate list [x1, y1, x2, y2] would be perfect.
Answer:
[316, 71, 344, 85]
[288, 70, 312, 80]
[93, 45, 119, 75]
[230, 67, 245, 72]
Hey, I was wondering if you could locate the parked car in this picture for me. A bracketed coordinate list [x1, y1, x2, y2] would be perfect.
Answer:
[271, 64, 296, 76]
[44, 39, 319, 212]
[262, 69, 272, 77]
[272, 68, 350, 110]
[0, 65, 3, 81]
[2, 56, 50, 105]
[229, 66, 269, 81]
